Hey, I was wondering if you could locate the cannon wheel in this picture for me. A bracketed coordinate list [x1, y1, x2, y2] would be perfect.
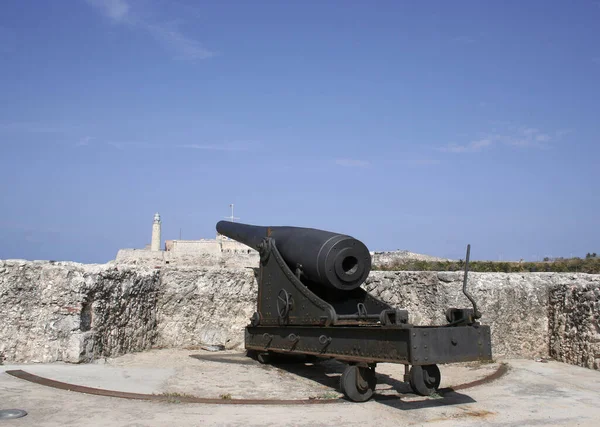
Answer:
[340, 365, 377, 402]
[409, 364, 441, 396]
[246, 350, 271, 364]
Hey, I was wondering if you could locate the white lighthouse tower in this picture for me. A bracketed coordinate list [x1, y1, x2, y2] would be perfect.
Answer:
[151, 212, 162, 251]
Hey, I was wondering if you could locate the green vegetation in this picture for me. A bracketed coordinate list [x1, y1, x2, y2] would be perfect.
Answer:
[372, 256, 600, 274]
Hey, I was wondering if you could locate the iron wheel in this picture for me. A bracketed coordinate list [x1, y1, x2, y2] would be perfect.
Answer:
[340, 365, 377, 402]
[409, 364, 441, 396]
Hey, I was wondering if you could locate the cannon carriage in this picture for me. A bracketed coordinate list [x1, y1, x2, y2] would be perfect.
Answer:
[216, 220, 492, 402]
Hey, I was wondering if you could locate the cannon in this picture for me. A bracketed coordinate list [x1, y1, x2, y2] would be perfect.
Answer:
[216, 220, 493, 402]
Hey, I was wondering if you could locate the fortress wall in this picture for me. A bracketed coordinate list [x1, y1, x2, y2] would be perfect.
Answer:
[1, 259, 598, 370]
[549, 281, 600, 369]
[0, 260, 160, 363]
[115, 247, 260, 268]
[163, 239, 257, 256]
[115, 249, 164, 265]
[169, 240, 222, 255]
[371, 251, 453, 266]
[220, 240, 256, 254]
[154, 266, 257, 350]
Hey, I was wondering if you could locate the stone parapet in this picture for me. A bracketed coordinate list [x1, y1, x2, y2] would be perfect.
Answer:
[1, 259, 598, 370]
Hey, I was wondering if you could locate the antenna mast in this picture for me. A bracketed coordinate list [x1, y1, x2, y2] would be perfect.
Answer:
[225, 204, 240, 222]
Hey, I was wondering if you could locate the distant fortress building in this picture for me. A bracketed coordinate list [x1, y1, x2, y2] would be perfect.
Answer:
[149, 211, 256, 256]
[164, 233, 255, 255]
[114, 211, 448, 267]
[114, 212, 258, 267]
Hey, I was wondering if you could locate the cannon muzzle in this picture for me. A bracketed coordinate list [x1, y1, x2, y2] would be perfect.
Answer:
[216, 221, 371, 291]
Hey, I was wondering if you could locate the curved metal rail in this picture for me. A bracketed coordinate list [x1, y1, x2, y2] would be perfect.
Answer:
[5, 363, 508, 405]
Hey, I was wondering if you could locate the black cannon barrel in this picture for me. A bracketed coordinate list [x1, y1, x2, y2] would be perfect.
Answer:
[216, 221, 371, 291]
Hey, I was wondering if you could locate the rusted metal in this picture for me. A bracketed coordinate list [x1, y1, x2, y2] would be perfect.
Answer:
[4, 370, 339, 405]
[462, 244, 481, 319]
[4, 364, 510, 404]
[448, 363, 509, 391]
[245, 325, 492, 366]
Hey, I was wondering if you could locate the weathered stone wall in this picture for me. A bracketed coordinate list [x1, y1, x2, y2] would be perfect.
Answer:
[152, 270, 555, 359]
[167, 240, 222, 255]
[549, 280, 600, 369]
[370, 250, 453, 267]
[114, 248, 260, 269]
[155, 267, 257, 350]
[117, 248, 452, 270]
[1, 259, 599, 370]
[0, 260, 160, 363]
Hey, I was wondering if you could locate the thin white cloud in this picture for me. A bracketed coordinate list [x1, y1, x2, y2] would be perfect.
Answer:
[407, 158, 440, 166]
[141, 22, 214, 60]
[85, 0, 213, 60]
[555, 129, 573, 138]
[100, 140, 257, 152]
[85, 0, 129, 21]
[472, 138, 494, 150]
[439, 126, 569, 154]
[0, 121, 255, 152]
[106, 141, 125, 150]
[439, 138, 494, 153]
[335, 158, 371, 168]
[501, 128, 552, 148]
[175, 141, 255, 151]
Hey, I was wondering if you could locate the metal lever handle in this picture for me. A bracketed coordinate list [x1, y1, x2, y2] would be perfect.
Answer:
[463, 244, 481, 319]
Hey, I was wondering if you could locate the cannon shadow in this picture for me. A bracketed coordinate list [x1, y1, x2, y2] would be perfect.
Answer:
[268, 357, 476, 408]
[189, 352, 477, 408]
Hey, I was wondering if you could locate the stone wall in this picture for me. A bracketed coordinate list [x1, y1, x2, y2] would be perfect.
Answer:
[117, 247, 450, 270]
[166, 240, 222, 255]
[0, 260, 160, 363]
[114, 249, 165, 265]
[114, 248, 260, 269]
[1, 259, 599, 370]
[370, 250, 453, 267]
[549, 281, 600, 369]
[155, 267, 257, 350]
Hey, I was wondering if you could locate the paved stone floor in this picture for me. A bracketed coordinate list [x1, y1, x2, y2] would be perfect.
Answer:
[1, 350, 599, 426]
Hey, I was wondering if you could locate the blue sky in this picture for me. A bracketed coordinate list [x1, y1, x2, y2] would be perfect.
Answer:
[1, 0, 598, 263]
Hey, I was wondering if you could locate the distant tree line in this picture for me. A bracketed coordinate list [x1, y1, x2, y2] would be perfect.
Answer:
[372, 255, 600, 274]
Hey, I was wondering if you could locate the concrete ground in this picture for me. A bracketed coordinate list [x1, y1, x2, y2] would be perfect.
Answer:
[1, 349, 599, 426]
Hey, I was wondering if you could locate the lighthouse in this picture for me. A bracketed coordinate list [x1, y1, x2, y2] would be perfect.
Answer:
[151, 212, 162, 251]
